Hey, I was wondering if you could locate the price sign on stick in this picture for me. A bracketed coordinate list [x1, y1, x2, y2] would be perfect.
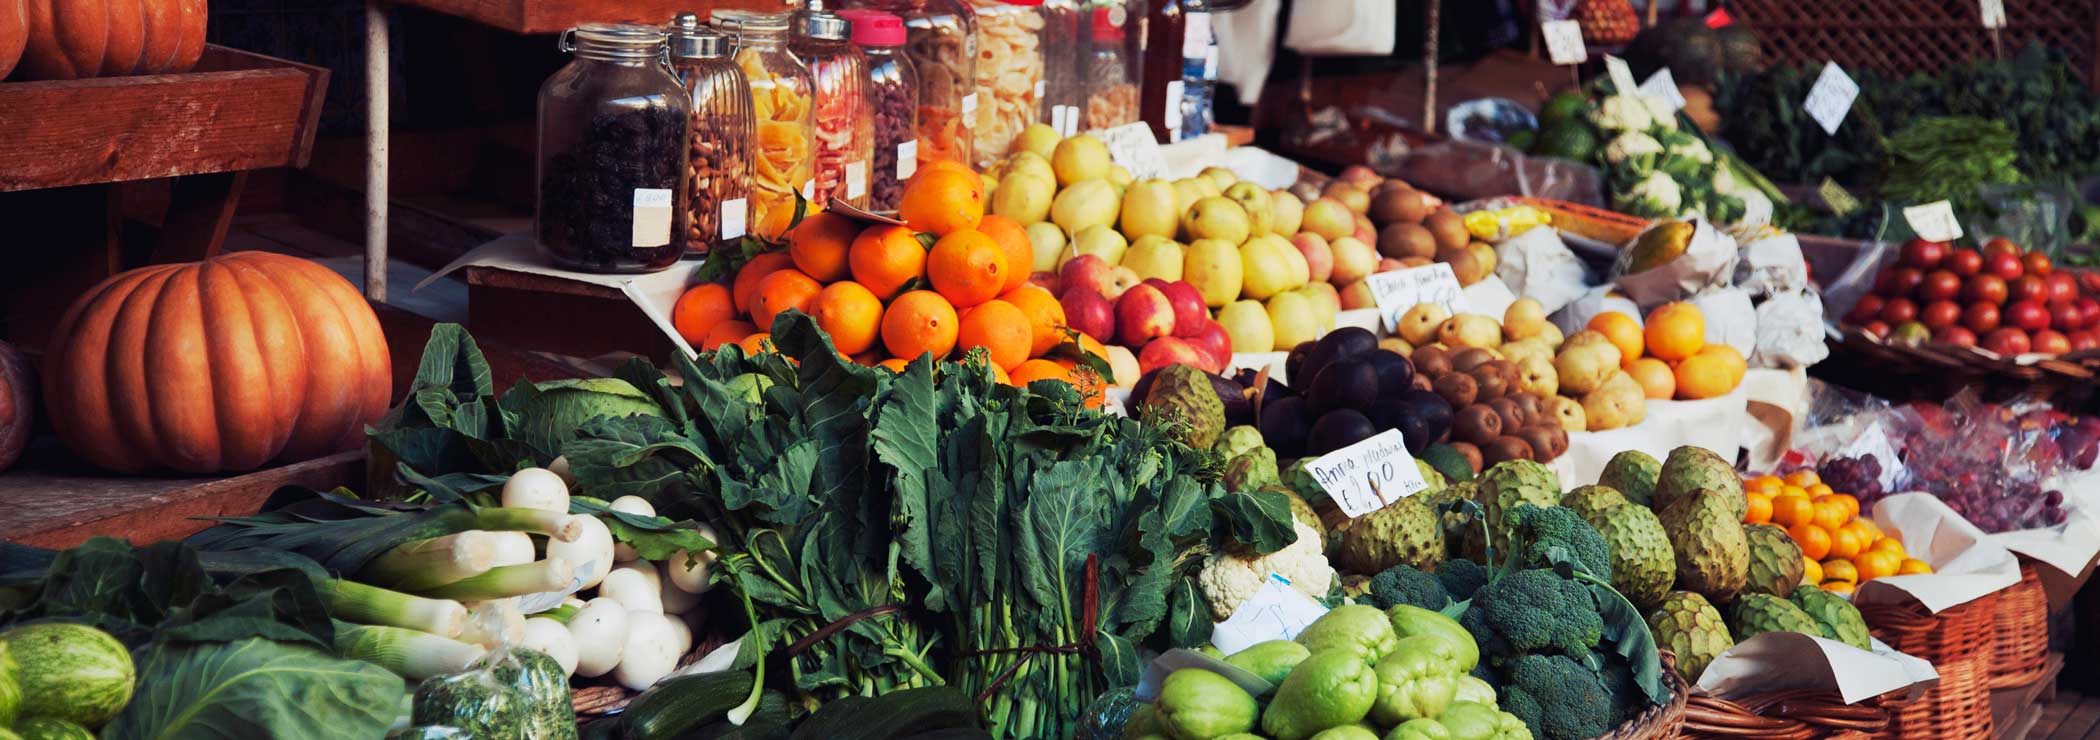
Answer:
[1802, 62, 1859, 136]
[1367, 262, 1468, 334]
[1095, 122, 1169, 179]
[1303, 430, 1429, 518]
[1541, 20, 1586, 65]
[1980, 0, 2006, 28]
[1605, 55, 1638, 95]
[1638, 68, 1686, 113]
[1903, 201, 1964, 242]
[1211, 574, 1330, 655]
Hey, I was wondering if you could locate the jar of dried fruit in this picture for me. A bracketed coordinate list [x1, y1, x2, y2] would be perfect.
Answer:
[1083, 4, 1140, 130]
[840, 10, 919, 214]
[1037, 0, 1083, 135]
[791, 12, 876, 210]
[536, 23, 691, 273]
[731, 12, 817, 241]
[872, 0, 976, 169]
[968, 0, 1044, 167]
[669, 15, 753, 256]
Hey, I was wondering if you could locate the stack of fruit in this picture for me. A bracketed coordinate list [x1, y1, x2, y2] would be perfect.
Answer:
[1844, 236, 2100, 355]
[1576, 304, 1748, 407]
[1741, 470, 1930, 596]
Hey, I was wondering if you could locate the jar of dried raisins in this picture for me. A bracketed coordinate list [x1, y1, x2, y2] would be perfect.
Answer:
[730, 12, 817, 241]
[536, 23, 691, 273]
[968, 0, 1044, 167]
[841, 10, 919, 214]
[670, 15, 753, 255]
[791, 12, 876, 210]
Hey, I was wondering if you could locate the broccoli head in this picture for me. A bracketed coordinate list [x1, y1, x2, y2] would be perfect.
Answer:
[1504, 505, 1612, 581]
[1499, 654, 1613, 740]
[1459, 568, 1602, 665]
[1437, 559, 1489, 601]
[1368, 564, 1452, 611]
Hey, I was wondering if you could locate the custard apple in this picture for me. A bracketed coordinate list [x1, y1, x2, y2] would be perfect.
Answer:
[1586, 502, 1676, 610]
[1659, 488, 1748, 602]
[1654, 446, 1745, 520]
[1215, 425, 1266, 458]
[1225, 448, 1281, 492]
[1141, 364, 1226, 449]
[1790, 585, 1871, 650]
[1729, 593, 1822, 641]
[1742, 523, 1804, 600]
[1645, 591, 1734, 683]
[1597, 450, 1660, 506]
[1561, 484, 1628, 523]
[1336, 494, 1446, 575]
[1479, 460, 1562, 555]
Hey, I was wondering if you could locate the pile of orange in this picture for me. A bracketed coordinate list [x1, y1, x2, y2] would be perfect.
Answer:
[670, 164, 1104, 406]
[1586, 303, 1746, 402]
[1744, 469, 1932, 595]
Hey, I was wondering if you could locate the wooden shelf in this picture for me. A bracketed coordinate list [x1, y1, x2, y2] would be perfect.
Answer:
[1994, 653, 2065, 740]
[391, 0, 786, 37]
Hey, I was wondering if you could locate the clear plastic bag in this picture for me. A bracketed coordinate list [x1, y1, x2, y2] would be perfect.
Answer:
[488, 647, 579, 740]
[1394, 139, 1604, 206]
[407, 647, 577, 740]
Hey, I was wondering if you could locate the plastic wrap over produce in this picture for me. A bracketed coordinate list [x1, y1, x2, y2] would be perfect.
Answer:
[1395, 140, 1603, 205]
[1549, 285, 1644, 339]
[1751, 291, 1829, 368]
[1493, 225, 1593, 315]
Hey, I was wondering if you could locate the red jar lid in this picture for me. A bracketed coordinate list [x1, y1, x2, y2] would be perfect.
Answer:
[1090, 6, 1125, 42]
[1003, 0, 1045, 6]
[848, 10, 907, 46]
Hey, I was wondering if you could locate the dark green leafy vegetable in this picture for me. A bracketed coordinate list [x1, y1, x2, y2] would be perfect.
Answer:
[102, 638, 403, 740]
[412, 670, 525, 739]
[488, 648, 577, 740]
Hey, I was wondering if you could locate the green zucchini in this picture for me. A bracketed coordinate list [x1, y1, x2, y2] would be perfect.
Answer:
[787, 688, 980, 740]
[622, 671, 756, 740]
[898, 730, 994, 740]
[671, 719, 789, 740]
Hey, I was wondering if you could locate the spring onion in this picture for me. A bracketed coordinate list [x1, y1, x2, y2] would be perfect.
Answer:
[319, 578, 468, 638]
[360, 531, 501, 591]
[333, 621, 487, 679]
[419, 558, 576, 602]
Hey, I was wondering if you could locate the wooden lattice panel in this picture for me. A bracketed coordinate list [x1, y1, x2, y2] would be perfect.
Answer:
[1730, 0, 2099, 87]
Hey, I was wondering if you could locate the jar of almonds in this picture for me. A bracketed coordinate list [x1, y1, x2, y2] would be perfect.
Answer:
[670, 15, 753, 255]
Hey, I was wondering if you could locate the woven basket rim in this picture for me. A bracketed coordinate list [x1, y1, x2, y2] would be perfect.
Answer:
[1594, 654, 1693, 740]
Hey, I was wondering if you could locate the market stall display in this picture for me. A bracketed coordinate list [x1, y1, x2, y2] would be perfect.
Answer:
[723, 12, 817, 242]
[846, 10, 921, 214]
[535, 23, 692, 273]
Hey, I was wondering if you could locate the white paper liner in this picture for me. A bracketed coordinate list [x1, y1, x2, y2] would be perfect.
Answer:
[1857, 493, 2022, 613]
[417, 234, 705, 358]
[1696, 633, 1939, 705]
[1546, 385, 1750, 486]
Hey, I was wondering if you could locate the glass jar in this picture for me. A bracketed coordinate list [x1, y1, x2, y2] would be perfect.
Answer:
[1038, 0, 1083, 135]
[842, 10, 920, 214]
[892, 0, 976, 168]
[536, 23, 691, 273]
[733, 12, 817, 241]
[968, 0, 1044, 167]
[670, 15, 754, 254]
[1082, 5, 1140, 130]
[792, 12, 875, 209]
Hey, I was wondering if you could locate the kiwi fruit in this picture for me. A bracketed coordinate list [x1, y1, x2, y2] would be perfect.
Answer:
[1512, 427, 1558, 463]
[1424, 209, 1469, 251]
[1448, 441, 1484, 474]
[1534, 424, 1569, 458]
[1450, 347, 1496, 374]
[1486, 397, 1528, 431]
[1480, 359, 1519, 389]
[1411, 373, 1435, 392]
[1369, 187, 1430, 226]
[1482, 436, 1535, 466]
[1434, 373, 1480, 408]
[1510, 392, 1542, 421]
[1469, 366, 1508, 401]
[1452, 405, 1503, 446]
[1378, 222, 1438, 260]
[1438, 247, 1488, 286]
[1410, 345, 1453, 378]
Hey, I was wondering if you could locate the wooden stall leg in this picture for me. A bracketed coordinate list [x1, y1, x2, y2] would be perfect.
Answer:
[153, 171, 249, 263]
[366, 0, 391, 302]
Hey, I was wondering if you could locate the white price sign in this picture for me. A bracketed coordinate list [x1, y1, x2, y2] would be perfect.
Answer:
[1638, 68, 1686, 112]
[1802, 62, 1859, 135]
[1604, 55, 1638, 95]
[1366, 262, 1468, 334]
[1541, 20, 1585, 65]
[1095, 121, 1170, 179]
[1302, 429, 1429, 518]
[1980, 0, 2005, 28]
[1903, 201, 1964, 242]
[1210, 574, 1330, 655]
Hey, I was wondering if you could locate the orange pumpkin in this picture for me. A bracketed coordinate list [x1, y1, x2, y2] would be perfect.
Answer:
[14, 0, 203, 80]
[0, 0, 26, 79]
[0, 340, 30, 473]
[44, 252, 392, 474]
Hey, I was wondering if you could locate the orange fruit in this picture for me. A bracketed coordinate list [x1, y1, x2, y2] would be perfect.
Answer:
[787, 211, 863, 282]
[1872, 535, 1906, 557]
[733, 252, 797, 314]
[975, 214, 1036, 295]
[1744, 492, 1773, 524]
[808, 281, 884, 355]
[1781, 484, 1808, 500]
[750, 269, 823, 331]
[1827, 527, 1863, 560]
[738, 332, 775, 354]
[701, 319, 758, 351]
[1587, 311, 1645, 366]
[672, 283, 736, 346]
[1674, 344, 1746, 400]
[848, 224, 929, 300]
[881, 290, 960, 360]
[1789, 523, 1832, 560]
[958, 300, 1032, 370]
[1626, 357, 1676, 400]
[1842, 519, 1879, 546]
[1811, 498, 1848, 530]
[877, 357, 912, 373]
[1001, 285, 1068, 357]
[1010, 358, 1105, 408]
[1748, 475, 1784, 494]
[918, 158, 974, 179]
[1898, 558, 1933, 575]
[988, 362, 1012, 384]
[1820, 580, 1856, 596]
[851, 349, 886, 365]
[1832, 493, 1860, 519]
[927, 229, 1010, 308]
[1801, 558, 1824, 586]
[1771, 495, 1815, 528]
[1785, 469, 1822, 488]
[898, 167, 985, 235]
[1807, 483, 1835, 499]
[1854, 550, 1901, 581]
[1644, 301, 1706, 361]
[1820, 558, 1859, 584]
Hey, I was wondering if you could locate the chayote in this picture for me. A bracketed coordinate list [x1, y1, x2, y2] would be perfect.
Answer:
[1157, 669, 1259, 740]
[1296, 605, 1400, 664]
[1311, 726, 1384, 740]
[1262, 651, 1378, 740]
[1436, 701, 1534, 740]
[1227, 640, 1313, 686]
[1122, 704, 1163, 740]
[1385, 718, 1452, 740]
[1370, 636, 1462, 725]
[1385, 604, 1479, 673]
[1452, 675, 1497, 707]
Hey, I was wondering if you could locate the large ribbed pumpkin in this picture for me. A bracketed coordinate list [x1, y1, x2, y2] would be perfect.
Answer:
[0, 0, 26, 80]
[15, 0, 203, 80]
[0, 340, 30, 473]
[44, 252, 392, 474]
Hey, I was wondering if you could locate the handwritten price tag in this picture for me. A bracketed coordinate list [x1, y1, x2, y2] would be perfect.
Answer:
[1541, 20, 1586, 65]
[1638, 68, 1686, 113]
[1095, 121, 1169, 179]
[1802, 62, 1859, 136]
[1605, 55, 1638, 95]
[1980, 0, 2005, 28]
[1818, 178, 1860, 216]
[1302, 429, 1429, 518]
[1366, 262, 1468, 334]
[1211, 574, 1331, 655]
[1903, 201, 1964, 242]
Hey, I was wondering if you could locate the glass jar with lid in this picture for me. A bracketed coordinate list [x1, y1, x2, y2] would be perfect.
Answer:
[1082, 5, 1140, 130]
[731, 12, 817, 241]
[840, 10, 920, 214]
[536, 23, 691, 273]
[1037, 0, 1083, 135]
[967, 0, 1044, 167]
[669, 14, 754, 255]
[872, 0, 975, 169]
[791, 12, 875, 209]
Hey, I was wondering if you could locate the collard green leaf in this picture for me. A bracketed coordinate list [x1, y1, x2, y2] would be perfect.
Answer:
[1208, 490, 1296, 554]
[102, 638, 404, 740]
[568, 498, 715, 564]
[565, 415, 710, 502]
[870, 359, 943, 609]
[1165, 576, 1211, 648]
[514, 379, 666, 458]
[161, 569, 334, 648]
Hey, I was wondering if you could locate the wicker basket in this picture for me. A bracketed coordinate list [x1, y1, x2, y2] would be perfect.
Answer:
[1987, 560, 2051, 689]
[1827, 324, 2100, 405]
[1728, 0, 2100, 88]
[1875, 655, 1993, 740]
[1683, 688, 1899, 740]
[1517, 196, 1652, 246]
[1859, 593, 2001, 740]
[1598, 651, 1693, 740]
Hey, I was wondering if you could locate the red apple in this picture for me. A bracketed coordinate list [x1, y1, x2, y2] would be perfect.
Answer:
[2024, 251, 2054, 277]
[1964, 274, 2009, 305]
[1136, 336, 1211, 375]
[1880, 297, 1918, 324]
[1921, 300, 1963, 330]
[1060, 289, 1116, 343]
[1963, 302, 2002, 333]
[2035, 329, 2073, 355]
[1863, 320, 1892, 339]
[1986, 252, 2024, 281]
[2053, 302, 2085, 332]
[2008, 299, 2052, 332]
[1900, 239, 1947, 270]
[1984, 237, 2021, 259]
[1934, 325, 1978, 348]
[1145, 279, 1210, 337]
[1983, 327, 2032, 355]
[1946, 249, 1984, 277]
[1872, 267, 1901, 296]
[2071, 331, 2100, 352]
[2047, 273, 2078, 305]
[1376, 257, 1407, 273]
[1918, 270, 1962, 302]
[2011, 275, 2050, 304]
[1060, 255, 1119, 299]
[1847, 294, 1886, 325]
[1115, 284, 1176, 345]
[1184, 320, 1232, 371]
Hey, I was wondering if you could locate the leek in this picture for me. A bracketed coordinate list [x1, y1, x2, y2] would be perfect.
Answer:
[537, 603, 581, 624]
[474, 508, 586, 543]
[419, 558, 576, 602]
[333, 621, 487, 679]
[360, 531, 501, 591]
[321, 578, 469, 638]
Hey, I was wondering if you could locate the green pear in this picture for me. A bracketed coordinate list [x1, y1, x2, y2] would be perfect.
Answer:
[1271, 190, 1306, 235]
[991, 172, 1056, 225]
[1266, 291, 1323, 350]
[1061, 224, 1129, 267]
[1051, 134, 1113, 185]
[1223, 182, 1275, 237]
[1239, 237, 1299, 300]
[1050, 178, 1120, 234]
[1025, 222, 1067, 273]
[1184, 197, 1252, 245]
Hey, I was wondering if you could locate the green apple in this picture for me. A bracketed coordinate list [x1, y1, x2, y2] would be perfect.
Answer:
[1050, 178, 1120, 234]
[1183, 238, 1245, 307]
[1122, 235, 1187, 282]
[1217, 300, 1275, 353]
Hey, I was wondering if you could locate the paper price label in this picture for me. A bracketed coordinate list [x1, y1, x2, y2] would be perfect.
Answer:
[846, 160, 868, 200]
[631, 188, 673, 248]
[1096, 121, 1170, 179]
[1541, 20, 1585, 65]
[1165, 80, 1186, 131]
[1980, 0, 2005, 28]
[1302, 429, 1429, 518]
[720, 197, 748, 240]
[1803, 62, 1859, 135]
[1034, 79, 1046, 100]
[1818, 178, 1860, 215]
[1366, 262, 1468, 334]
[962, 93, 979, 118]
[1605, 55, 1638, 95]
[1638, 68, 1686, 112]
[1211, 574, 1330, 655]
[1903, 201, 1964, 242]
[897, 141, 919, 180]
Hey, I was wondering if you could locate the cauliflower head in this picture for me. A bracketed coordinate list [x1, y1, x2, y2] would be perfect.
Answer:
[1616, 172, 1683, 218]
[1199, 520, 1336, 620]
[1656, 130, 1711, 163]
[1589, 95, 1654, 133]
[1640, 96, 1679, 130]
[1604, 131, 1664, 165]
